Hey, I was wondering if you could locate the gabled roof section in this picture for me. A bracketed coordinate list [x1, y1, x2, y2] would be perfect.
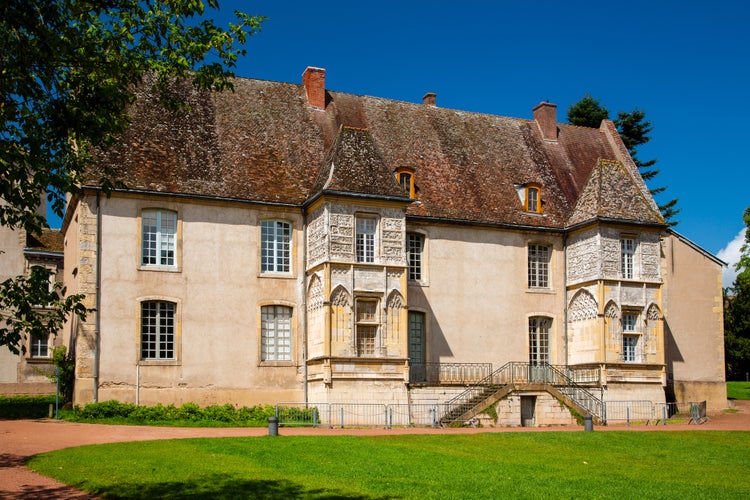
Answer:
[310, 126, 409, 201]
[566, 159, 665, 227]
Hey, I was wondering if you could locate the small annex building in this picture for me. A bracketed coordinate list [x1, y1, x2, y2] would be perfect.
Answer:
[56, 67, 726, 426]
[0, 204, 65, 395]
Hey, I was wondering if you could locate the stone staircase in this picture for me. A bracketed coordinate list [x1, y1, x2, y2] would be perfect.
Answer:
[438, 362, 605, 426]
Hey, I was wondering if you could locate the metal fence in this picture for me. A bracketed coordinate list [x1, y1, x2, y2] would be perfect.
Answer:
[605, 400, 707, 425]
[275, 400, 708, 428]
[276, 403, 444, 428]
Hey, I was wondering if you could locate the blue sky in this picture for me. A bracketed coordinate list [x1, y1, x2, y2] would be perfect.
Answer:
[60, 1, 750, 283]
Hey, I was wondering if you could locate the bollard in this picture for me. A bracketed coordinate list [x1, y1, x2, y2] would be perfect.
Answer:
[268, 416, 279, 436]
[584, 415, 593, 432]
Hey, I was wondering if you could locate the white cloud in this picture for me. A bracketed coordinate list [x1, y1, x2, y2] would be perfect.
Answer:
[717, 228, 747, 289]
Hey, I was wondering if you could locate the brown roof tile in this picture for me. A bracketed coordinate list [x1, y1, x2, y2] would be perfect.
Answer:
[91, 74, 662, 230]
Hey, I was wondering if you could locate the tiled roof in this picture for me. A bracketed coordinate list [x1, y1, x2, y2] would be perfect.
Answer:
[567, 159, 665, 227]
[26, 229, 64, 252]
[91, 74, 664, 229]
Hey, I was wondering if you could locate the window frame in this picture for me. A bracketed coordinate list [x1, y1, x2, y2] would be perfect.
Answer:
[260, 305, 293, 363]
[355, 298, 380, 357]
[525, 185, 543, 214]
[355, 216, 377, 263]
[139, 300, 177, 362]
[621, 311, 641, 363]
[528, 316, 551, 365]
[28, 333, 50, 359]
[260, 219, 292, 274]
[395, 167, 416, 198]
[140, 209, 178, 269]
[621, 236, 636, 279]
[622, 334, 638, 363]
[527, 243, 551, 288]
[407, 232, 425, 282]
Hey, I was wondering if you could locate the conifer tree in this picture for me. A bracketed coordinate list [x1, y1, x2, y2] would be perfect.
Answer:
[566, 95, 680, 225]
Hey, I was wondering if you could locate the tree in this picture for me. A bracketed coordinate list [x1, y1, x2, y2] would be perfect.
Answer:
[566, 95, 679, 225]
[725, 207, 750, 380]
[0, 1, 265, 354]
[566, 94, 609, 128]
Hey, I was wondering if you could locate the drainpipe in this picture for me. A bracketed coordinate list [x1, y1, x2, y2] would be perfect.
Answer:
[563, 232, 569, 367]
[93, 191, 102, 402]
[302, 217, 308, 405]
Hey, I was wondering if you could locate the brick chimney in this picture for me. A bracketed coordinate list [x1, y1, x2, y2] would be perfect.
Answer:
[533, 101, 558, 141]
[423, 92, 437, 107]
[302, 66, 326, 110]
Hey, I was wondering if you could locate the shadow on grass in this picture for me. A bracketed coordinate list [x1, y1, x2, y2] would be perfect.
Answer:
[88, 475, 394, 499]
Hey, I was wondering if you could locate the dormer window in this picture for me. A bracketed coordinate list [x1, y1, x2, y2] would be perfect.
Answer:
[515, 183, 543, 214]
[395, 167, 416, 198]
[525, 185, 541, 213]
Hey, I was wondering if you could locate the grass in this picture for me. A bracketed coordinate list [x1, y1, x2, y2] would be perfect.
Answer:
[727, 381, 750, 400]
[28, 432, 750, 499]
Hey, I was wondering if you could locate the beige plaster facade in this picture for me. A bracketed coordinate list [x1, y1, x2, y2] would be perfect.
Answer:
[0, 206, 62, 395]
[44, 70, 728, 426]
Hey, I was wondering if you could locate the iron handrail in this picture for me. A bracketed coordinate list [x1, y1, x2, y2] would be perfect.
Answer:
[441, 362, 605, 424]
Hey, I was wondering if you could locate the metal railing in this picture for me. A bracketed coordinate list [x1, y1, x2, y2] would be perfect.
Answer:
[274, 399, 707, 428]
[276, 403, 443, 428]
[440, 362, 605, 425]
[409, 363, 493, 384]
[605, 400, 707, 425]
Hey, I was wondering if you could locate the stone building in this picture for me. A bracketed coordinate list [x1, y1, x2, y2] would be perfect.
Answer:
[57, 67, 725, 425]
[0, 204, 64, 395]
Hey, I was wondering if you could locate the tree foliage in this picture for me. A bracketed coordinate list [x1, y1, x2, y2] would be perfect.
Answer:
[566, 94, 679, 225]
[0, 266, 89, 354]
[0, 1, 265, 354]
[725, 207, 750, 380]
[566, 94, 609, 128]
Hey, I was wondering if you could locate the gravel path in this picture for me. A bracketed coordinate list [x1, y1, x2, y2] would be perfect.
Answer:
[2, 400, 749, 499]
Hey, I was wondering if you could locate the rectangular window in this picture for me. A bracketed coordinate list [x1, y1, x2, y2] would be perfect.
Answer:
[261, 305, 292, 361]
[141, 301, 176, 360]
[356, 299, 379, 357]
[623, 335, 638, 362]
[356, 217, 376, 263]
[142, 210, 177, 267]
[528, 244, 550, 288]
[261, 220, 292, 273]
[529, 317, 550, 365]
[29, 334, 49, 358]
[621, 238, 635, 279]
[407, 233, 424, 281]
[622, 313, 638, 333]
[408, 311, 426, 382]
[526, 187, 539, 212]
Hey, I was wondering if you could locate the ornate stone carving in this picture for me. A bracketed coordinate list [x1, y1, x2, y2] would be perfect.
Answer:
[307, 211, 327, 267]
[568, 290, 598, 322]
[307, 275, 324, 311]
[566, 230, 599, 283]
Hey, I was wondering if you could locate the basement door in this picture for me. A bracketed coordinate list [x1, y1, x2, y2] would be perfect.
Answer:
[521, 396, 537, 427]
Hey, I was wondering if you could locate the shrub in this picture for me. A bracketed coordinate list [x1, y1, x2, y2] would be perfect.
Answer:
[0, 395, 56, 419]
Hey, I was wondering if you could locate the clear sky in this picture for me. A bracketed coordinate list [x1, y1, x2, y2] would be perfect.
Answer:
[59, 1, 750, 282]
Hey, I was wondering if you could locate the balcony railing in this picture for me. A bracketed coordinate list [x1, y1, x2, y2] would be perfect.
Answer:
[409, 363, 493, 385]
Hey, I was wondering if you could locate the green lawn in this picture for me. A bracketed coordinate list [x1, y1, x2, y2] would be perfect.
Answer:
[727, 381, 750, 400]
[29, 432, 750, 499]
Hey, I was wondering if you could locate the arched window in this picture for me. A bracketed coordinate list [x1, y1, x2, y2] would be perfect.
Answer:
[395, 167, 417, 198]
